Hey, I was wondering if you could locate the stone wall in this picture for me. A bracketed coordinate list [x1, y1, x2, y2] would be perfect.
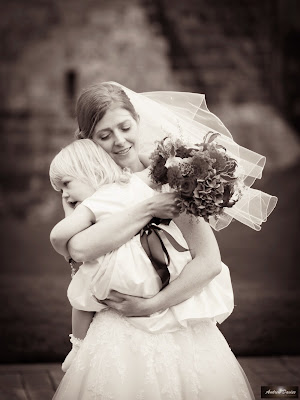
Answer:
[142, 0, 300, 169]
[0, 0, 181, 219]
[144, 0, 276, 103]
[0, 0, 299, 219]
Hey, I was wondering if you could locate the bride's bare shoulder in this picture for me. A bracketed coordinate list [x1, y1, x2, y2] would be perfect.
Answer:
[135, 167, 159, 189]
[138, 153, 151, 168]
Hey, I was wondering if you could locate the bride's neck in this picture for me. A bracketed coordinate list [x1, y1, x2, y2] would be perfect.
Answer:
[129, 157, 147, 173]
[134, 166, 158, 189]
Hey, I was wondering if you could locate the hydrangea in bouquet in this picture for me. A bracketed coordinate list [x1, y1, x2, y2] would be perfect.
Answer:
[149, 132, 245, 223]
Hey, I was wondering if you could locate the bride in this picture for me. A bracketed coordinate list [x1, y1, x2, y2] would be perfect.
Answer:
[52, 82, 276, 399]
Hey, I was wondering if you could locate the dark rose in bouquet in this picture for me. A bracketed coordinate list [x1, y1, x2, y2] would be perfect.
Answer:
[151, 155, 168, 185]
[180, 178, 198, 197]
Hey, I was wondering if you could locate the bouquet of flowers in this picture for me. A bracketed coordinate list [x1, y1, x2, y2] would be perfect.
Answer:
[149, 132, 244, 223]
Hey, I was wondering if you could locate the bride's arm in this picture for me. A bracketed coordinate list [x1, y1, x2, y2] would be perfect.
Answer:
[67, 192, 180, 262]
[104, 216, 222, 316]
[151, 215, 222, 311]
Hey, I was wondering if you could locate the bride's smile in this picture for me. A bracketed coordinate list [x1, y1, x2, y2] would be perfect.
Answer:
[92, 107, 143, 171]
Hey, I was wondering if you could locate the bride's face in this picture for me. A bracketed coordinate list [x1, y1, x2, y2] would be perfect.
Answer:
[92, 106, 140, 169]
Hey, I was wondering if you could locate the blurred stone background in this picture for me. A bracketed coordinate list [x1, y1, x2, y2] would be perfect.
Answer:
[0, 0, 299, 362]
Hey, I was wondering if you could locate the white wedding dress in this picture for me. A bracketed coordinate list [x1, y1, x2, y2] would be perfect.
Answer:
[53, 310, 254, 400]
[53, 175, 254, 399]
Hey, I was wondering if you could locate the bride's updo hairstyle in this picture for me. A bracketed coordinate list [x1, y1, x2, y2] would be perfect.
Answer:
[76, 82, 139, 140]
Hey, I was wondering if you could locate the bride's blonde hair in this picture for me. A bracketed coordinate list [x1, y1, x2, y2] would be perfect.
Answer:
[49, 139, 130, 191]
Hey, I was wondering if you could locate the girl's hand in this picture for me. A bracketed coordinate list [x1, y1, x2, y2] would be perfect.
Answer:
[62, 197, 75, 217]
[100, 291, 156, 317]
[150, 192, 181, 220]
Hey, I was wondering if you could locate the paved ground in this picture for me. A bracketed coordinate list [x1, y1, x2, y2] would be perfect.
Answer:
[0, 357, 299, 400]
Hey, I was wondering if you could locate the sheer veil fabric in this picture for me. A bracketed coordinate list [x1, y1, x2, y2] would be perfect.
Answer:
[112, 82, 278, 231]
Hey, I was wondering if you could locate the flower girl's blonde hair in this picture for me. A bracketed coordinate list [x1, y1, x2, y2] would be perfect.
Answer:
[49, 139, 130, 191]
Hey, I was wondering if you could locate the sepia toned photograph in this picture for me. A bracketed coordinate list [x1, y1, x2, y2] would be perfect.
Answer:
[0, 0, 299, 399]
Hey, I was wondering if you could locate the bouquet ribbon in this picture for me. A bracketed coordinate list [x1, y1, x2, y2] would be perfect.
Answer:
[139, 218, 188, 289]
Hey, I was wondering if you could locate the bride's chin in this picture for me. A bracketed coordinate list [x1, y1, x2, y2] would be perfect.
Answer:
[114, 148, 137, 162]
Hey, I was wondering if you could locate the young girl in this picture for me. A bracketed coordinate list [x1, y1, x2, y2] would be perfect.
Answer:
[50, 139, 234, 372]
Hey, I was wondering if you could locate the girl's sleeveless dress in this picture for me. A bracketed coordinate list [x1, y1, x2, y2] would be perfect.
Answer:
[53, 175, 254, 400]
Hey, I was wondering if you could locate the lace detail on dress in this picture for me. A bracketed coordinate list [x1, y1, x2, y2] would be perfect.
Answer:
[54, 310, 254, 400]
[82, 311, 184, 399]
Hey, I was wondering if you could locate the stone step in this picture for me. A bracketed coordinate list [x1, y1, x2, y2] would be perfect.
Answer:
[0, 358, 299, 400]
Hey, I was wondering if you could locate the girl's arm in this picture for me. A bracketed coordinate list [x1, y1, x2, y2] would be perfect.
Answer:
[103, 216, 222, 316]
[67, 192, 180, 262]
[50, 204, 95, 259]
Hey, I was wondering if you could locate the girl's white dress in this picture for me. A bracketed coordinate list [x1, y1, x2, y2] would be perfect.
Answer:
[54, 175, 254, 400]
